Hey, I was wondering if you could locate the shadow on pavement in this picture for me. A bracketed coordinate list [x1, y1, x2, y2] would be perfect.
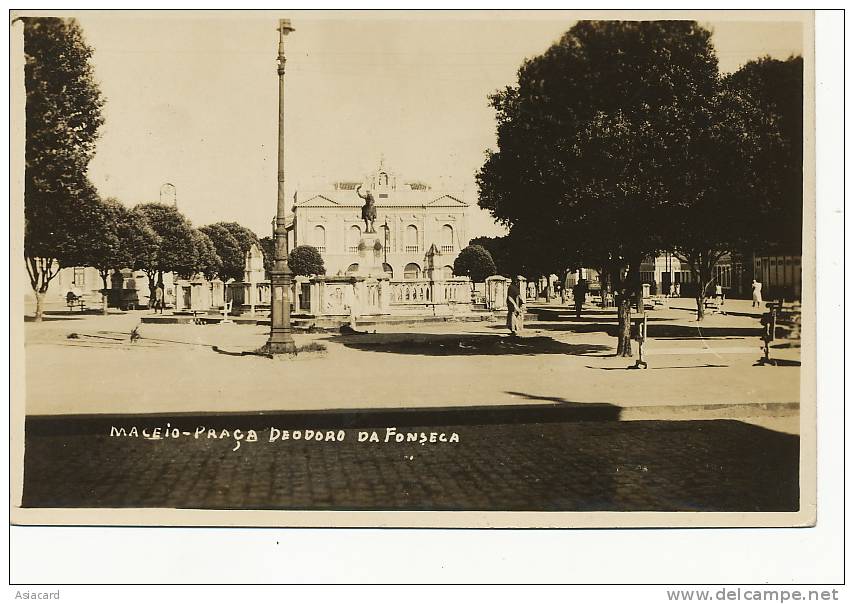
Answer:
[522, 321, 763, 340]
[327, 332, 611, 356]
[25, 315, 86, 322]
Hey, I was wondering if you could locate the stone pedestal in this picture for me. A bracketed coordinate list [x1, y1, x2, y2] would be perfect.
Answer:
[356, 236, 385, 278]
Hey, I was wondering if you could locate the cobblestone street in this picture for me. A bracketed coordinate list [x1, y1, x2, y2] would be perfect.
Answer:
[22, 409, 799, 512]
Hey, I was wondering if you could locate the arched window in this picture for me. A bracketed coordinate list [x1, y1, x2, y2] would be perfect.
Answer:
[405, 225, 419, 253]
[382, 263, 394, 278]
[443, 265, 454, 279]
[313, 225, 326, 253]
[404, 263, 421, 280]
[346, 263, 359, 275]
[441, 224, 454, 253]
[347, 225, 361, 253]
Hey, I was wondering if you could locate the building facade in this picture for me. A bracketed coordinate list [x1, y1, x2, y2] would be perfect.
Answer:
[284, 164, 470, 280]
[639, 251, 801, 300]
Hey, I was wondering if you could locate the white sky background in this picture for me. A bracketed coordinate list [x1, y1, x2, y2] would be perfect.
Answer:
[78, 13, 804, 240]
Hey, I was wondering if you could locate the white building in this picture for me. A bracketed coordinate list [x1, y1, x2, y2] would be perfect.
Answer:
[284, 162, 470, 280]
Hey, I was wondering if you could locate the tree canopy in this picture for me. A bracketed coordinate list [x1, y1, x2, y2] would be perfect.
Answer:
[475, 20, 790, 345]
[453, 245, 497, 283]
[200, 223, 244, 281]
[116, 206, 160, 275]
[134, 203, 197, 283]
[190, 229, 222, 281]
[287, 245, 325, 277]
[23, 17, 105, 318]
[727, 56, 803, 253]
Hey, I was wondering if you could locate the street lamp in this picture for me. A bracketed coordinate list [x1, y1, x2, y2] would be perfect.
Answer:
[266, 18, 297, 354]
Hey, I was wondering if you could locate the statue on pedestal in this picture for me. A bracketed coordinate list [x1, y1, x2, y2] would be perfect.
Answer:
[355, 184, 377, 233]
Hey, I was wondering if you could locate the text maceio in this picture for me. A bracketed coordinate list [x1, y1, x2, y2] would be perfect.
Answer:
[110, 425, 460, 450]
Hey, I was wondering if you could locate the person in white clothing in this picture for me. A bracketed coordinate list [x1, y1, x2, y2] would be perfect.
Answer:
[752, 279, 763, 308]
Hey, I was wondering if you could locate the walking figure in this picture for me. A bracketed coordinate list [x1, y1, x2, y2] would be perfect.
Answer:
[752, 279, 763, 308]
[506, 279, 525, 336]
[572, 279, 587, 319]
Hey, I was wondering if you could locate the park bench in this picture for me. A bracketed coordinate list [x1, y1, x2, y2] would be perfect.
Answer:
[770, 300, 802, 341]
[758, 300, 802, 365]
[703, 295, 726, 315]
[65, 292, 86, 311]
[649, 295, 666, 308]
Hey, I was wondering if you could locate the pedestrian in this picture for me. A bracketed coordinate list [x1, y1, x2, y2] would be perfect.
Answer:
[506, 279, 525, 336]
[154, 282, 164, 314]
[752, 279, 763, 308]
[674, 282, 681, 298]
[572, 279, 587, 319]
[715, 283, 723, 302]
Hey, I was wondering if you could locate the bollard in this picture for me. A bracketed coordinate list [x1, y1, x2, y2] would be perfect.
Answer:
[758, 304, 777, 366]
[630, 313, 649, 369]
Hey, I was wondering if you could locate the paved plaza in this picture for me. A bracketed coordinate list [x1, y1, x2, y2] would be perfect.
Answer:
[19, 298, 802, 511]
[24, 298, 800, 417]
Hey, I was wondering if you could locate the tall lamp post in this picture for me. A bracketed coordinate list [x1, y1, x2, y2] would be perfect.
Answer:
[267, 19, 297, 354]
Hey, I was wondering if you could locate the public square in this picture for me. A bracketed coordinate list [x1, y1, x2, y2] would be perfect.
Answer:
[22, 298, 801, 511]
[17, 15, 806, 517]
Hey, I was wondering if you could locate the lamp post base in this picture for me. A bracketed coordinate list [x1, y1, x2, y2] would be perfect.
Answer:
[263, 337, 297, 355]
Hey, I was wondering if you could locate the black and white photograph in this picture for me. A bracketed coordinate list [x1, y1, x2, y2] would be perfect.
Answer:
[11, 9, 816, 530]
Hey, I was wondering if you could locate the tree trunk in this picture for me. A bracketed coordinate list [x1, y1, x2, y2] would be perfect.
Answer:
[26, 256, 61, 322]
[615, 259, 640, 357]
[695, 268, 714, 322]
[616, 296, 633, 357]
[33, 291, 45, 322]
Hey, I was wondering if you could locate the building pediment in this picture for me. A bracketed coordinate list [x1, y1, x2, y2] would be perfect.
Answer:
[426, 194, 468, 207]
[293, 194, 342, 208]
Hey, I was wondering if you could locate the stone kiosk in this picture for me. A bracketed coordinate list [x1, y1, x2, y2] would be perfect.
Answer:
[227, 243, 271, 315]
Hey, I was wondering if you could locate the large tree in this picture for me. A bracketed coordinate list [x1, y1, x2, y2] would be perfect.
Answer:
[77, 195, 123, 313]
[200, 223, 243, 281]
[116, 207, 160, 280]
[189, 229, 222, 281]
[215, 222, 260, 257]
[134, 203, 196, 301]
[666, 80, 786, 319]
[727, 56, 803, 254]
[477, 21, 726, 354]
[23, 17, 105, 320]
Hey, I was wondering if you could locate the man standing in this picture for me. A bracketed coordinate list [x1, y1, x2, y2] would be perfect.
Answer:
[572, 279, 587, 319]
[154, 282, 164, 314]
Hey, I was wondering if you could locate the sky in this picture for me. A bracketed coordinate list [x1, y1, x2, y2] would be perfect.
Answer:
[71, 11, 805, 240]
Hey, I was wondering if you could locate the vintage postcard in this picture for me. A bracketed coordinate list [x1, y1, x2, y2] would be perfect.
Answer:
[11, 9, 816, 528]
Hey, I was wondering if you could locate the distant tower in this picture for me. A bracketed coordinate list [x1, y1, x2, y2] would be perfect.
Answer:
[160, 183, 177, 206]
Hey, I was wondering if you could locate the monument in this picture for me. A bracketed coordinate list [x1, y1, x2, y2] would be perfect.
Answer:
[355, 184, 377, 233]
